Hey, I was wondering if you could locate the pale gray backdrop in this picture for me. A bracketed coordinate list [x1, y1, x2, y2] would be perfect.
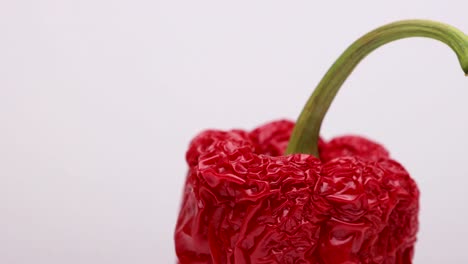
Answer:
[1, 0, 467, 263]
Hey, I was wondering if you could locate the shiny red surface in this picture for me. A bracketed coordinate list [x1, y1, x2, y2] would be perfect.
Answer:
[175, 120, 419, 264]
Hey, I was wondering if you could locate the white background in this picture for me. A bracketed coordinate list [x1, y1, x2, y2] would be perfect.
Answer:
[1, 0, 467, 263]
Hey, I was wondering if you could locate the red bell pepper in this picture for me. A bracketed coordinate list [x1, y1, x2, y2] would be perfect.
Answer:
[174, 20, 468, 264]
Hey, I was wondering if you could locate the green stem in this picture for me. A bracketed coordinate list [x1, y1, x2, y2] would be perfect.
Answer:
[285, 19, 468, 156]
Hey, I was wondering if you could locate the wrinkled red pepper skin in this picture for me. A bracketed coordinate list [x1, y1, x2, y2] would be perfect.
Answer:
[175, 120, 419, 264]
